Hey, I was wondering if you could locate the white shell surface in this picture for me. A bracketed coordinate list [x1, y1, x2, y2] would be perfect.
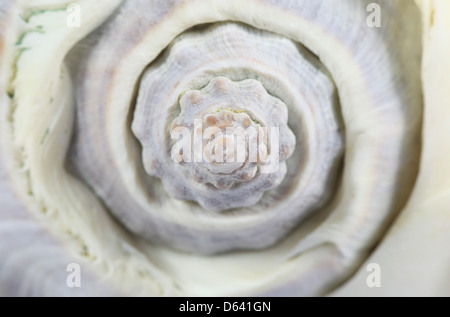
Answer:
[334, 0, 450, 296]
[0, 0, 436, 297]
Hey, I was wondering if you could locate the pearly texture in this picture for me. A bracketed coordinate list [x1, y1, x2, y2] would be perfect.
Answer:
[1, 0, 447, 297]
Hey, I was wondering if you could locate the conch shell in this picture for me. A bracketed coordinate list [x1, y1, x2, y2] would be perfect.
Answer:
[0, 0, 448, 296]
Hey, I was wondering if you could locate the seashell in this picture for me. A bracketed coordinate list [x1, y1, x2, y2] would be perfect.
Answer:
[0, 0, 448, 296]
[67, 21, 345, 255]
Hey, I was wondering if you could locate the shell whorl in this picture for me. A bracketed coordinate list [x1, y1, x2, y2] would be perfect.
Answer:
[0, 0, 425, 296]
[68, 22, 345, 254]
[135, 76, 297, 210]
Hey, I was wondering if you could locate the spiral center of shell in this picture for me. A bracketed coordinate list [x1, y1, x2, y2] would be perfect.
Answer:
[75, 21, 347, 253]
[168, 77, 296, 195]
[134, 75, 296, 210]
[172, 108, 269, 188]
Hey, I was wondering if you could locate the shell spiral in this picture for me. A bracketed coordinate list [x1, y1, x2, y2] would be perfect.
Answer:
[136, 75, 297, 210]
[0, 0, 438, 297]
